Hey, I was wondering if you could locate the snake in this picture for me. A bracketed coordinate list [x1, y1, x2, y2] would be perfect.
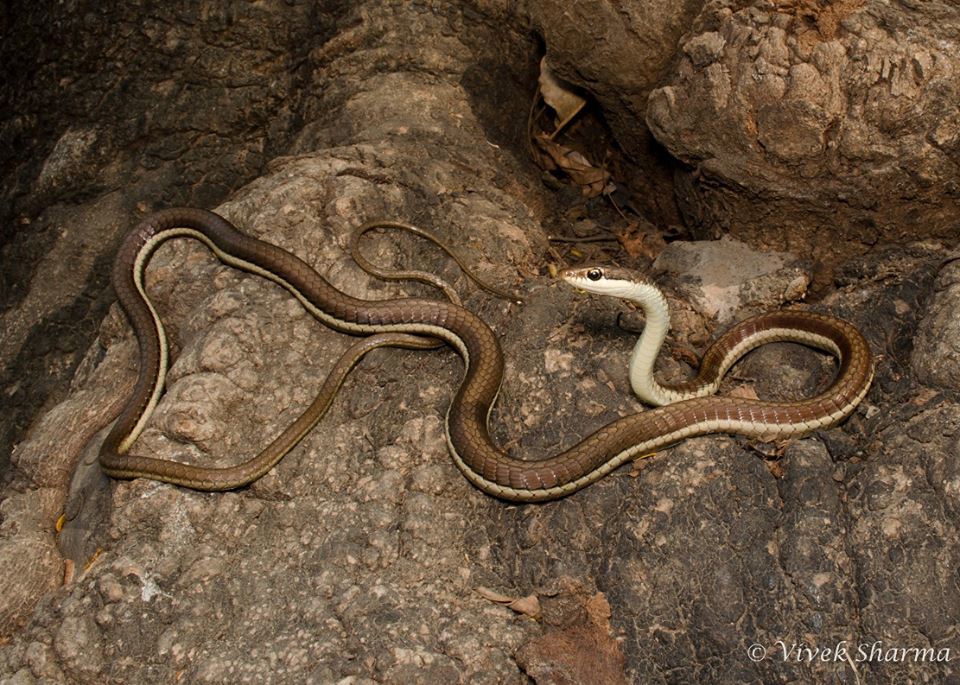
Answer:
[100, 208, 874, 501]
[350, 219, 522, 306]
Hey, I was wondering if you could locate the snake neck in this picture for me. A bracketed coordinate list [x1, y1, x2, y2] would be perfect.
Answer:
[624, 281, 679, 406]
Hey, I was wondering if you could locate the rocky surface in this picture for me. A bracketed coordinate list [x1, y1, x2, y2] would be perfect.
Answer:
[525, 0, 709, 223]
[911, 259, 960, 389]
[653, 235, 811, 323]
[1, 2, 959, 684]
[644, 0, 960, 267]
[0, 0, 324, 482]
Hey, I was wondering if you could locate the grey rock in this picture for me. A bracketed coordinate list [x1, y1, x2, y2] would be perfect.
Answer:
[653, 236, 811, 323]
[53, 616, 103, 676]
[911, 261, 960, 388]
[526, 0, 709, 157]
[0, 669, 38, 685]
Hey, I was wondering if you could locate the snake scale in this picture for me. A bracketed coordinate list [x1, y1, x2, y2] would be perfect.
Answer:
[100, 208, 874, 501]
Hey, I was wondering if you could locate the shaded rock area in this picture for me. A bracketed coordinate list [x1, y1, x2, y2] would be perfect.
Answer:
[0, 0, 325, 480]
[912, 259, 960, 389]
[1, 2, 959, 684]
[526, 0, 709, 224]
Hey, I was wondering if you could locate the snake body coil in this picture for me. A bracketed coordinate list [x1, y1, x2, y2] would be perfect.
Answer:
[102, 209, 874, 501]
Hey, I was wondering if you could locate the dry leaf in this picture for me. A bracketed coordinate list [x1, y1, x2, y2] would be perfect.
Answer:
[515, 587, 627, 685]
[475, 587, 542, 619]
[63, 558, 75, 585]
[538, 57, 587, 135]
[507, 594, 542, 620]
[83, 548, 102, 572]
[628, 452, 657, 478]
[614, 219, 667, 260]
[585, 593, 612, 628]
[475, 586, 515, 604]
[749, 438, 791, 460]
[534, 136, 610, 198]
[728, 385, 760, 400]
[766, 460, 787, 478]
[616, 230, 646, 259]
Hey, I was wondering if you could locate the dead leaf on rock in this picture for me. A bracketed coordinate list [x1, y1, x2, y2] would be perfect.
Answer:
[515, 590, 627, 685]
[766, 459, 787, 479]
[616, 221, 668, 260]
[728, 385, 760, 401]
[534, 136, 610, 198]
[584, 592, 612, 628]
[63, 558, 75, 585]
[749, 438, 791, 461]
[629, 452, 657, 478]
[475, 586, 542, 619]
[538, 57, 587, 138]
[617, 228, 647, 259]
[475, 586, 513, 603]
[508, 594, 542, 620]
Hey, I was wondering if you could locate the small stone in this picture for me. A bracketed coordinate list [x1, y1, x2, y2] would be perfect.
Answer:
[98, 574, 124, 603]
[683, 32, 726, 67]
[54, 615, 104, 674]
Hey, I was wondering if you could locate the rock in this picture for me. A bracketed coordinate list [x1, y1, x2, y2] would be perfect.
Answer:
[653, 236, 811, 323]
[0, 2, 955, 684]
[524, 0, 708, 223]
[646, 1, 960, 263]
[53, 615, 104, 676]
[33, 127, 101, 199]
[0, 669, 38, 685]
[911, 261, 960, 389]
[0, 490, 63, 637]
[1, 5, 538, 682]
[526, 0, 708, 157]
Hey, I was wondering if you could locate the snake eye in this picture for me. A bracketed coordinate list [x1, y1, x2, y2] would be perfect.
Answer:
[586, 268, 603, 281]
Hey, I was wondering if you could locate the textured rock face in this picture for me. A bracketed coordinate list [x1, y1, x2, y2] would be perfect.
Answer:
[0, 0, 321, 489]
[653, 235, 810, 323]
[646, 0, 960, 254]
[524, 0, 710, 224]
[526, 0, 708, 157]
[911, 260, 960, 388]
[3, 2, 960, 684]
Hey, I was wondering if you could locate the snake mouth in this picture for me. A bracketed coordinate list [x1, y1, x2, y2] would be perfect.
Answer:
[560, 279, 589, 295]
[561, 276, 601, 297]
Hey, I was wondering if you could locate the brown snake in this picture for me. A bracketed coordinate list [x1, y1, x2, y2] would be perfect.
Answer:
[100, 208, 874, 501]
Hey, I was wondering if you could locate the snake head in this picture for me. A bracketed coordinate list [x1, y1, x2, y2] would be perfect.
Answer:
[560, 265, 658, 299]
